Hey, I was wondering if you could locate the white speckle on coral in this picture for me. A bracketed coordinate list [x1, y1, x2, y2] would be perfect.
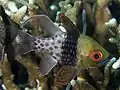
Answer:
[105, 18, 117, 28]
[2, 84, 7, 90]
[112, 57, 120, 69]
[70, 79, 76, 86]
[7, 1, 18, 12]
[5, 10, 11, 16]
[18, 6, 27, 14]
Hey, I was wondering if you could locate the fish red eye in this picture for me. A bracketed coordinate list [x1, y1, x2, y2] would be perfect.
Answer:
[89, 50, 103, 62]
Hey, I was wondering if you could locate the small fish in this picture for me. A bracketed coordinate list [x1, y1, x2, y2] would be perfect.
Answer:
[5, 11, 109, 77]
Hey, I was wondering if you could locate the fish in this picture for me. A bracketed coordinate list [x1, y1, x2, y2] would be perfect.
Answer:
[0, 7, 111, 89]
[5, 11, 109, 77]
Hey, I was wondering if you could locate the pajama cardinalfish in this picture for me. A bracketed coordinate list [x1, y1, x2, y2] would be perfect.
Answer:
[4, 12, 109, 76]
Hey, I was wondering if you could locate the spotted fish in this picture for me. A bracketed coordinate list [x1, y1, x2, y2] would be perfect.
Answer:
[9, 12, 109, 76]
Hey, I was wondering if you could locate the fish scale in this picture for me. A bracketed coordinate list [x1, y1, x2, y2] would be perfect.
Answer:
[61, 35, 77, 66]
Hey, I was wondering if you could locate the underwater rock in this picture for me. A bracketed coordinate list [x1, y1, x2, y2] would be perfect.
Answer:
[35, 0, 48, 13]
[17, 54, 48, 90]
[65, 0, 82, 25]
[112, 57, 120, 69]
[93, 0, 112, 46]
[59, 1, 72, 13]
[105, 18, 118, 29]
[5, 6, 27, 24]
[2, 57, 19, 90]
[12, 0, 38, 9]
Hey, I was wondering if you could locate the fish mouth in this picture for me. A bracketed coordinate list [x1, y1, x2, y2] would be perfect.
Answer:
[98, 56, 113, 66]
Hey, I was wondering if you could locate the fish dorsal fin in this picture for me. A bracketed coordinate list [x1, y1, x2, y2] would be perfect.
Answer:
[22, 15, 61, 37]
[59, 13, 80, 38]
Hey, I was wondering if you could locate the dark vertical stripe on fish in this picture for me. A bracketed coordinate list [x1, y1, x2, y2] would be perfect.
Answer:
[61, 34, 77, 66]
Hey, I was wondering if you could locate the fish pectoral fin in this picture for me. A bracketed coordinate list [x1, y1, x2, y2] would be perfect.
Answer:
[39, 54, 58, 76]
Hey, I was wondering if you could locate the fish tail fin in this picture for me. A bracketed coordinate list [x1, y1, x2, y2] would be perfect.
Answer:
[12, 29, 34, 57]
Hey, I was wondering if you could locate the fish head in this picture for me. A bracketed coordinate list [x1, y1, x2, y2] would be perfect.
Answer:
[59, 13, 109, 68]
[77, 35, 109, 69]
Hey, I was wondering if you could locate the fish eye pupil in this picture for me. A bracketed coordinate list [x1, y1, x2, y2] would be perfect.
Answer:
[94, 54, 99, 59]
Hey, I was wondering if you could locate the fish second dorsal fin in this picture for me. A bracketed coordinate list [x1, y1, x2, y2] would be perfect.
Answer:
[59, 13, 80, 39]
[22, 15, 61, 37]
